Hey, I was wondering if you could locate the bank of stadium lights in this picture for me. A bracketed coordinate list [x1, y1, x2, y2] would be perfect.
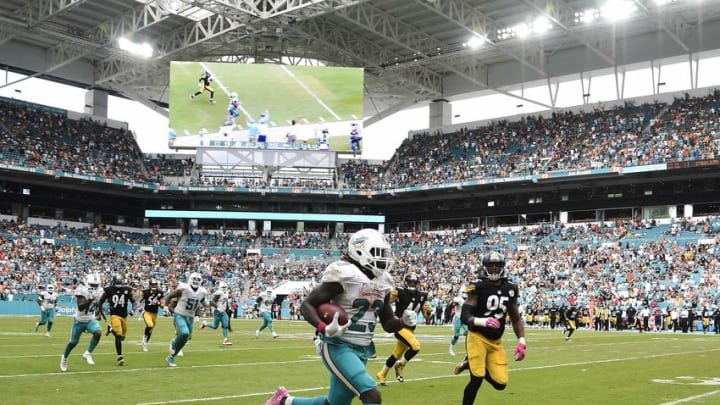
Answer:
[494, 16, 553, 42]
[118, 37, 153, 58]
[573, 9, 600, 24]
[573, 0, 638, 24]
[464, 35, 485, 49]
[600, 0, 638, 21]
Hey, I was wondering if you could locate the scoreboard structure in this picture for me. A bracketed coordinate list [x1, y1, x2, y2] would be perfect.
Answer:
[196, 143, 337, 184]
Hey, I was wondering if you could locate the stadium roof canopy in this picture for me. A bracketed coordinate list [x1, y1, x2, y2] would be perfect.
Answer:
[1, 0, 720, 124]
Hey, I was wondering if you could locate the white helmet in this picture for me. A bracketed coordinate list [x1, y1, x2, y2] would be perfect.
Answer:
[189, 272, 203, 289]
[347, 228, 394, 278]
[85, 273, 101, 292]
[46, 284, 55, 294]
[218, 281, 229, 293]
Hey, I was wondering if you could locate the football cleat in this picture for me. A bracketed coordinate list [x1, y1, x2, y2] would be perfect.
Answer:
[449, 348, 456, 356]
[82, 351, 95, 366]
[454, 359, 469, 375]
[166, 355, 176, 367]
[45, 332, 51, 338]
[272, 331, 279, 339]
[105, 325, 113, 336]
[376, 369, 388, 386]
[222, 338, 232, 346]
[117, 355, 125, 366]
[265, 386, 289, 405]
[255, 330, 260, 338]
[60, 355, 68, 372]
[394, 363, 405, 383]
[201, 321, 208, 329]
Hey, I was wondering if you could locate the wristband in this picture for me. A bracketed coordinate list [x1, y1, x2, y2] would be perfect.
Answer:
[518, 337, 526, 345]
[317, 322, 327, 334]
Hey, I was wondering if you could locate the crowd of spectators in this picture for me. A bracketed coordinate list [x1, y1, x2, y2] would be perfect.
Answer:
[1, 91, 718, 191]
[0, 99, 148, 182]
[2, 216, 719, 327]
[341, 91, 719, 190]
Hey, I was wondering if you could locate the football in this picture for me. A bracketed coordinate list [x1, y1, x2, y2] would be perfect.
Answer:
[316, 302, 349, 325]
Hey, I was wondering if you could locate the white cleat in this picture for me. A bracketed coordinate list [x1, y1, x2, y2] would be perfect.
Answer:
[222, 338, 232, 345]
[272, 331, 278, 339]
[449, 348, 456, 356]
[45, 332, 52, 338]
[82, 351, 95, 365]
[60, 355, 68, 372]
[255, 330, 260, 339]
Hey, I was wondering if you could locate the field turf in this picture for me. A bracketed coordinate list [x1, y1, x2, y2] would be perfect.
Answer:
[2, 315, 720, 404]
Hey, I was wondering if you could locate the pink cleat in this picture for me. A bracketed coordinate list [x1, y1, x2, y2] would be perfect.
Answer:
[265, 386, 289, 405]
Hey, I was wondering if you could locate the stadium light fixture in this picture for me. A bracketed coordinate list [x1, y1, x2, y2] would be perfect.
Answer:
[532, 16, 552, 35]
[600, 0, 637, 22]
[513, 23, 531, 39]
[118, 37, 153, 58]
[465, 35, 485, 49]
[574, 9, 600, 24]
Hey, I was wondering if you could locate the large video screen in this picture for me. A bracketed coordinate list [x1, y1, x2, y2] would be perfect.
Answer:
[168, 62, 363, 153]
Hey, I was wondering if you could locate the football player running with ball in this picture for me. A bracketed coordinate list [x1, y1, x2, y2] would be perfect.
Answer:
[376, 271, 432, 384]
[454, 252, 526, 405]
[265, 228, 405, 405]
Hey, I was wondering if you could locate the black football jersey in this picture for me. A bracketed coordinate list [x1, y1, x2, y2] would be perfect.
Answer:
[142, 288, 165, 313]
[394, 288, 429, 317]
[465, 279, 519, 340]
[104, 285, 133, 317]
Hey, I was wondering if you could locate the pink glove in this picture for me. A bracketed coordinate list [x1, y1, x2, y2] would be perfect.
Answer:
[514, 343, 526, 361]
[485, 317, 501, 329]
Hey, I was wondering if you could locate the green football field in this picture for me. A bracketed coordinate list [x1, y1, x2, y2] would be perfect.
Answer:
[3, 315, 720, 405]
[168, 61, 363, 152]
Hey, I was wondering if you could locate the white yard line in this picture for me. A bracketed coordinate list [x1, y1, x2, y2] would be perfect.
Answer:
[3, 345, 719, 404]
[657, 390, 720, 405]
[280, 65, 341, 121]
